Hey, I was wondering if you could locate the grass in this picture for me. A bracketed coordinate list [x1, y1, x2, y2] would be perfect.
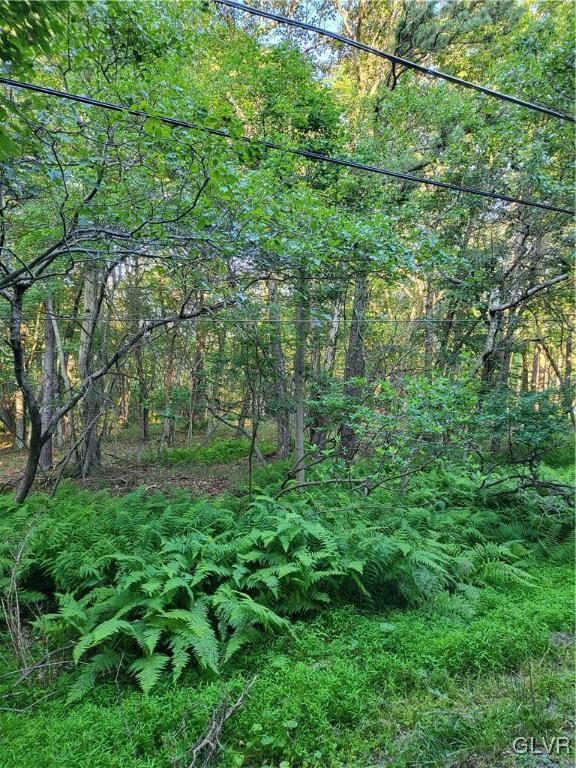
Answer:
[0, 561, 573, 768]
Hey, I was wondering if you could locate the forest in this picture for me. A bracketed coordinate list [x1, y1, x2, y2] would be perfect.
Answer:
[0, 1, 574, 766]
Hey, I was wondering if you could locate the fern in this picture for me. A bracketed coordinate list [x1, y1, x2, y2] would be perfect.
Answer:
[129, 653, 170, 693]
[67, 649, 123, 704]
[2, 460, 571, 701]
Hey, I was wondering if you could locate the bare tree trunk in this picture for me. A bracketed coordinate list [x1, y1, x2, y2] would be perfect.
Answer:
[203, 329, 227, 444]
[498, 311, 519, 387]
[521, 351, 529, 392]
[13, 389, 25, 451]
[190, 328, 206, 431]
[565, 333, 573, 390]
[51, 312, 74, 444]
[437, 304, 456, 375]
[531, 344, 540, 391]
[77, 267, 103, 476]
[118, 368, 129, 425]
[340, 273, 369, 458]
[564, 332, 575, 425]
[323, 299, 342, 374]
[212, 329, 226, 412]
[235, 388, 250, 439]
[161, 328, 177, 447]
[39, 299, 55, 472]
[309, 298, 343, 449]
[293, 270, 309, 483]
[134, 340, 150, 441]
[267, 280, 291, 459]
[424, 280, 434, 378]
[0, 383, 16, 439]
[480, 291, 502, 390]
[10, 287, 44, 503]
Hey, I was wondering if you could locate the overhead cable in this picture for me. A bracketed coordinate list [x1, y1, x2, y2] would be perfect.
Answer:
[213, 0, 575, 124]
[0, 77, 572, 215]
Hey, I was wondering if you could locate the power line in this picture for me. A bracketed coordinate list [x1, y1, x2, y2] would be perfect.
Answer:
[0, 77, 572, 215]
[213, 0, 575, 124]
[3, 314, 559, 325]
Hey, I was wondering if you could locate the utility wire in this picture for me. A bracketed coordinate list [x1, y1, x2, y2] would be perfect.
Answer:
[213, 0, 575, 124]
[0, 77, 572, 215]
[4, 314, 560, 325]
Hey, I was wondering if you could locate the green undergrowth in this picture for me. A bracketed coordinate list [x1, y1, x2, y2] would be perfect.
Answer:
[0, 461, 573, 766]
[0, 562, 573, 768]
[154, 439, 276, 465]
[0, 464, 573, 701]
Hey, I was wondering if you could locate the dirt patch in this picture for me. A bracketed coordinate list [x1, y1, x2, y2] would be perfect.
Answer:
[1, 437, 248, 498]
[73, 459, 241, 496]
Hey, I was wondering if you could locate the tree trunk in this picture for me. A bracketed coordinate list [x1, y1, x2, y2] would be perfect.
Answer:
[134, 340, 150, 441]
[424, 280, 434, 378]
[189, 328, 206, 430]
[161, 328, 177, 447]
[235, 389, 250, 439]
[267, 280, 291, 459]
[293, 270, 309, 483]
[340, 273, 369, 458]
[521, 351, 529, 392]
[10, 287, 44, 503]
[531, 344, 540, 391]
[564, 333, 575, 425]
[77, 267, 103, 476]
[212, 328, 226, 412]
[39, 299, 55, 472]
[309, 299, 343, 449]
[13, 388, 25, 451]
[498, 311, 519, 387]
[565, 333, 573, 390]
[481, 317, 502, 389]
[438, 305, 456, 375]
[119, 369, 129, 425]
[52, 312, 74, 444]
[323, 299, 342, 374]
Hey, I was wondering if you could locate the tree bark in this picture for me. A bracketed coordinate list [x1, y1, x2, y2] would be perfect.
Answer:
[235, 388, 250, 439]
[521, 351, 529, 392]
[267, 280, 291, 459]
[309, 298, 343, 449]
[293, 270, 309, 483]
[498, 311, 519, 387]
[189, 328, 206, 431]
[424, 279, 434, 378]
[13, 388, 25, 451]
[323, 299, 342, 374]
[10, 287, 44, 503]
[39, 299, 56, 472]
[51, 311, 74, 444]
[531, 344, 540, 391]
[564, 332, 575, 425]
[161, 328, 177, 447]
[134, 340, 150, 441]
[77, 266, 103, 476]
[340, 273, 369, 458]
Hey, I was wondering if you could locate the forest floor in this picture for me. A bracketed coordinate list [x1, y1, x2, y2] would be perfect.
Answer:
[0, 427, 253, 496]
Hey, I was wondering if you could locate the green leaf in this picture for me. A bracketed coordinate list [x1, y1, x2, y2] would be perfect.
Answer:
[129, 654, 170, 694]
